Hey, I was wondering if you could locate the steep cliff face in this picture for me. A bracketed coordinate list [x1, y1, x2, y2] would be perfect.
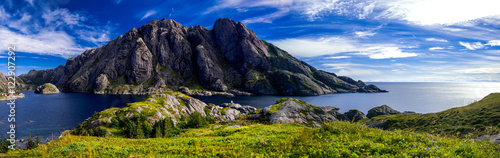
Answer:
[19, 18, 385, 95]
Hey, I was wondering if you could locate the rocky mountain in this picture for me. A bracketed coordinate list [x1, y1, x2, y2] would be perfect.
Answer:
[0, 72, 31, 92]
[20, 18, 386, 95]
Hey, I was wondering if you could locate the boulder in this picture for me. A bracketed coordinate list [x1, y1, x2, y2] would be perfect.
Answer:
[262, 98, 346, 127]
[344, 109, 367, 122]
[366, 105, 401, 118]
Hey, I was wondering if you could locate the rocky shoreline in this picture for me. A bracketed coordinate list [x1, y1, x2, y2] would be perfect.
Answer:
[0, 93, 25, 101]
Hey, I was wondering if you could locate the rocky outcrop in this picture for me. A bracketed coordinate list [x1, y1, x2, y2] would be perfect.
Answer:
[77, 91, 218, 131]
[477, 133, 500, 145]
[256, 98, 347, 127]
[344, 109, 367, 122]
[366, 105, 401, 118]
[0, 72, 32, 92]
[20, 18, 386, 96]
[34, 83, 60, 94]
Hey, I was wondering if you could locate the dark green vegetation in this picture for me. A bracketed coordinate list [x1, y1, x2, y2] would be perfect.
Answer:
[362, 93, 500, 138]
[5, 122, 499, 157]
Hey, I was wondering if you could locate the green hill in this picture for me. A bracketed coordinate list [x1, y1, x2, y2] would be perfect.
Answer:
[5, 122, 499, 157]
[362, 93, 500, 138]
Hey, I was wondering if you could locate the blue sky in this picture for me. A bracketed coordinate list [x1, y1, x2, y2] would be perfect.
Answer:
[1, 0, 500, 82]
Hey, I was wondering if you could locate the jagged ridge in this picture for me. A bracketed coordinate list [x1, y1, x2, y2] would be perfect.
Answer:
[20, 18, 386, 96]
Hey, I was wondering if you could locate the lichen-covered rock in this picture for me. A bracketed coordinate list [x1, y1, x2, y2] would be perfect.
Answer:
[366, 105, 401, 118]
[34, 83, 60, 94]
[259, 98, 347, 127]
[344, 109, 367, 122]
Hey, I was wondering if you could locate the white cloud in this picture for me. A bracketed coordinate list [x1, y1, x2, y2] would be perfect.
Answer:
[359, 47, 418, 59]
[429, 47, 444, 51]
[459, 41, 485, 50]
[271, 36, 418, 59]
[425, 38, 448, 43]
[0, 27, 88, 57]
[25, 0, 34, 6]
[42, 8, 85, 26]
[269, 37, 359, 57]
[456, 67, 500, 74]
[0, 4, 113, 57]
[443, 27, 465, 32]
[325, 56, 351, 59]
[486, 40, 500, 46]
[204, 0, 293, 14]
[337, 68, 382, 77]
[140, 10, 157, 21]
[354, 30, 376, 37]
[378, 0, 500, 25]
[0, 6, 11, 21]
[242, 8, 290, 24]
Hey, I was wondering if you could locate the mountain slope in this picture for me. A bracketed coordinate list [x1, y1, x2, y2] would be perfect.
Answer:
[20, 18, 385, 95]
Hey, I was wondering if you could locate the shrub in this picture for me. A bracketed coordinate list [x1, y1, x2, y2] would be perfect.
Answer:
[25, 134, 39, 150]
[0, 136, 12, 153]
[111, 117, 120, 128]
[93, 128, 107, 137]
[186, 112, 207, 128]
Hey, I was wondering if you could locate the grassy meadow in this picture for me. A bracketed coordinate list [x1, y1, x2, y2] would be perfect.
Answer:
[4, 121, 499, 157]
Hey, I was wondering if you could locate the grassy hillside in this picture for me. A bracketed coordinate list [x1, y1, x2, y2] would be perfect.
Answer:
[4, 122, 499, 157]
[362, 93, 500, 138]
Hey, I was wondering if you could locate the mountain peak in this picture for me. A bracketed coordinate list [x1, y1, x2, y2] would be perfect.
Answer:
[20, 18, 386, 96]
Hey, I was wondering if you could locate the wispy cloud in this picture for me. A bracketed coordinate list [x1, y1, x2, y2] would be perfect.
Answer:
[140, 10, 157, 21]
[0, 3, 114, 57]
[269, 36, 359, 57]
[359, 47, 418, 59]
[325, 56, 351, 59]
[425, 38, 448, 43]
[242, 8, 290, 24]
[270, 36, 418, 59]
[0, 27, 89, 57]
[429, 47, 444, 51]
[486, 40, 500, 46]
[459, 41, 484, 50]
[354, 30, 376, 37]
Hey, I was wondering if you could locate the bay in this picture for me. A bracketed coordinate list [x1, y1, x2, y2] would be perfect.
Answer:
[1, 82, 500, 143]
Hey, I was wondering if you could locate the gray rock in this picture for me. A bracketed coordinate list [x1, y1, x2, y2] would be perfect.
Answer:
[367, 105, 401, 118]
[477, 133, 500, 145]
[220, 103, 257, 115]
[225, 125, 241, 129]
[344, 109, 367, 122]
[264, 98, 345, 127]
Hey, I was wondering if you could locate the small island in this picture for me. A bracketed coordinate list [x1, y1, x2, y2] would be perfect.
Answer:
[34, 83, 60, 94]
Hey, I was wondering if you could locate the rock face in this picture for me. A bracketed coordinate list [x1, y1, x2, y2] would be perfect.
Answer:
[0, 72, 32, 92]
[344, 109, 367, 122]
[34, 83, 60, 94]
[20, 18, 386, 95]
[366, 105, 401, 118]
[259, 98, 347, 127]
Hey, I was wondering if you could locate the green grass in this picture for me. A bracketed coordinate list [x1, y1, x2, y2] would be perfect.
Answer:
[6, 122, 499, 157]
[362, 93, 500, 138]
